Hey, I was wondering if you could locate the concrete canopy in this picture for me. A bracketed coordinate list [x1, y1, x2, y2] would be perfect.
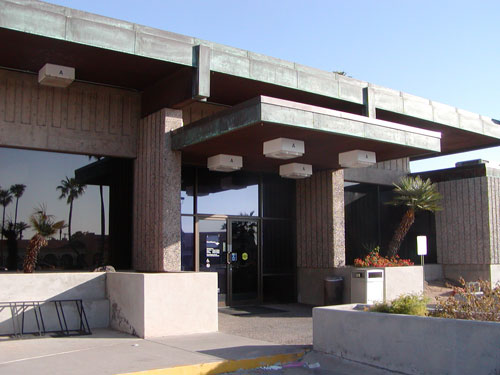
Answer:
[171, 96, 441, 172]
[1, 0, 499, 156]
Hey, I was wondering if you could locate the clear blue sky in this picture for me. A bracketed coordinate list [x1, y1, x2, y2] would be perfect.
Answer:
[45, 0, 499, 171]
[1, 1, 499, 237]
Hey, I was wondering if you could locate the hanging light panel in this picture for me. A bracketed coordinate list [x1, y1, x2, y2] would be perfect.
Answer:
[263, 138, 304, 159]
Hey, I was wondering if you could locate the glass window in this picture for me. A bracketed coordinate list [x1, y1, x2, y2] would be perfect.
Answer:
[181, 216, 195, 271]
[196, 169, 259, 216]
[0, 147, 116, 270]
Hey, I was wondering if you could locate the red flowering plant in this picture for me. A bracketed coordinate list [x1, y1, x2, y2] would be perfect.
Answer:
[354, 246, 414, 267]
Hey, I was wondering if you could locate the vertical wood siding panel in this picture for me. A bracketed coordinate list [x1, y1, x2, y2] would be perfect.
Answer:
[96, 92, 109, 133]
[29, 83, 37, 125]
[5, 78, 16, 122]
[122, 96, 132, 136]
[153, 111, 160, 270]
[458, 180, 468, 264]
[37, 85, 47, 126]
[467, 179, 476, 264]
[311, 173, 318, 268]
[479, 176, 491, 264]
[0, 77, 6, 123]
[14, 79, 23, 124]
[445, 182, 453, 264]
[306, 178, 313, 268]
[492, 178, 500, 263]
[435, 184, 443, 263]
[45, 87, 54, 127]
[327, 172, 334, 267]
[109, 94, 123, 135]
[474, 178, 482, 264]
[52, 89, 62, 128]
[296, 180, 302, 268]
[67, 89, 77, 130]
[321, 171, 328, 268]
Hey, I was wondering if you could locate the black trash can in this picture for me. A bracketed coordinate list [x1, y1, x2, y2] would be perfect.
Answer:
[324, 276, 344, 305]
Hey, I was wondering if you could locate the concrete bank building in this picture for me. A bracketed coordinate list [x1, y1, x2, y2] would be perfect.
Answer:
[1, 0, 499, 337]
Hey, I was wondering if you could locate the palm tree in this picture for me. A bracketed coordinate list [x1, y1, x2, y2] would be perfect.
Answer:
[10, 184, 26, 229]
[15, 221, 30, 240]
[0, 188, 13, 266]
[23, 205, 65, 273]
[386, 176, 442, 257]
[56, 177, 86, 241]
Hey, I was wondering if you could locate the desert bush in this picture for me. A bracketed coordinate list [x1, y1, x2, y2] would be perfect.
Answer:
[369, 294, 429, 316]
[432, 278, 500, 322]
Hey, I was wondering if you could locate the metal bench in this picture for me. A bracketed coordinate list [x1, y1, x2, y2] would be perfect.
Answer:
[0, 299, 91, 338]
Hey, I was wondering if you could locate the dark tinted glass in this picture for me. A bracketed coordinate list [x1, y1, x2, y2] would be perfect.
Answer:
[262, 219, 294, 274]
[262, 174, 295, 219]
[181, 167, 195, 214]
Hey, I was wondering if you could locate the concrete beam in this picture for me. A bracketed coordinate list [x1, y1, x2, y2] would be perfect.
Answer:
[171, 96, 441, 153]
[192, 45, 211, 100]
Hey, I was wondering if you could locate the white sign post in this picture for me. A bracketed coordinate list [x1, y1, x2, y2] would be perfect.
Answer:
[417, 236, 427, 287]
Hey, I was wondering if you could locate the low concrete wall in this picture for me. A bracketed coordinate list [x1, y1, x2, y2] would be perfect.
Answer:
[384, 266, 423, 301]
[107, 272, 218, 338]
[313, 305, 500, 375]
[443, 264, 493, 283]
[0, 272, 109, 334]
[299, 266, 424, 306]
[297, 268, 335, 305]
[491, 265, 500, 286]
[423, 264, 443, 281]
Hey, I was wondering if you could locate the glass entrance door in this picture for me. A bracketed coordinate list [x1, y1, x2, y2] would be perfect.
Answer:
[198, 217, 260, 306]
[198, 219, 227, 304]
[228, 219, 260, 305]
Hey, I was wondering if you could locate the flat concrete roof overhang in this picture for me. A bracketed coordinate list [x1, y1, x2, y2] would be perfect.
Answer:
[172, 96, 441, 172]
[1, 0, 499, 156]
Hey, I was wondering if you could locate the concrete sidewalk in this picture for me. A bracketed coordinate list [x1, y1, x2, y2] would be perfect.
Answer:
[0, 329, 308, 375]
[0, 328, 396, 375]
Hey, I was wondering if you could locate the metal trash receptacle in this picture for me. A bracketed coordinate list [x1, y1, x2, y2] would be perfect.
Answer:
[324, 276, 344, 305]
[350, 269, 384, 304]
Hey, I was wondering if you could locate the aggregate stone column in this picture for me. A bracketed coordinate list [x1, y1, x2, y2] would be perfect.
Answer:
[296, 169, 345, 305]
[435, 175, 500, 282]
[133, 109, 182, 272]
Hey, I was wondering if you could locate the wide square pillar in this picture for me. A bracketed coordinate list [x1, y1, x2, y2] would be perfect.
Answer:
[296, 169, 345, 304]
[133, 109, 182, 272]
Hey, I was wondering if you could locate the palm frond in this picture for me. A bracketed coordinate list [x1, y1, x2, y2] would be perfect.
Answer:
[387, 176, 442, 212]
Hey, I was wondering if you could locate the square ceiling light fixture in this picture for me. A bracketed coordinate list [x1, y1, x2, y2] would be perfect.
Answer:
[38, 63, 75, 88]
[339, 150, 376, 168]
[279, 163, 312, 179]
[263, 138, 304, 159]
[207, 154, 243, 172]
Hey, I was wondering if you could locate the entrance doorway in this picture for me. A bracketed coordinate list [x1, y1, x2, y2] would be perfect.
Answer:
[199, 217, 260, 306]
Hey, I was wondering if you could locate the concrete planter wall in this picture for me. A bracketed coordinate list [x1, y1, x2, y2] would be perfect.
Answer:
[0, 272, 109, 335]
[332, 265, 423, 304]
[107, 272, 218, 338]
[0, 271, 218, 338]
[313, 304, 500, 375]
[383, 266, 423, 301]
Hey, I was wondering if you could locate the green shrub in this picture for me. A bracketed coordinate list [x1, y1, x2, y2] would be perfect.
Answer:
[432, 278, 500, 322]
[369, 294, 429, 316]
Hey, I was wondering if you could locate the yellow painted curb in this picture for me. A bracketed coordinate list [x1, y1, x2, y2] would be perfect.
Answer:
[116, 350, 306, 375]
